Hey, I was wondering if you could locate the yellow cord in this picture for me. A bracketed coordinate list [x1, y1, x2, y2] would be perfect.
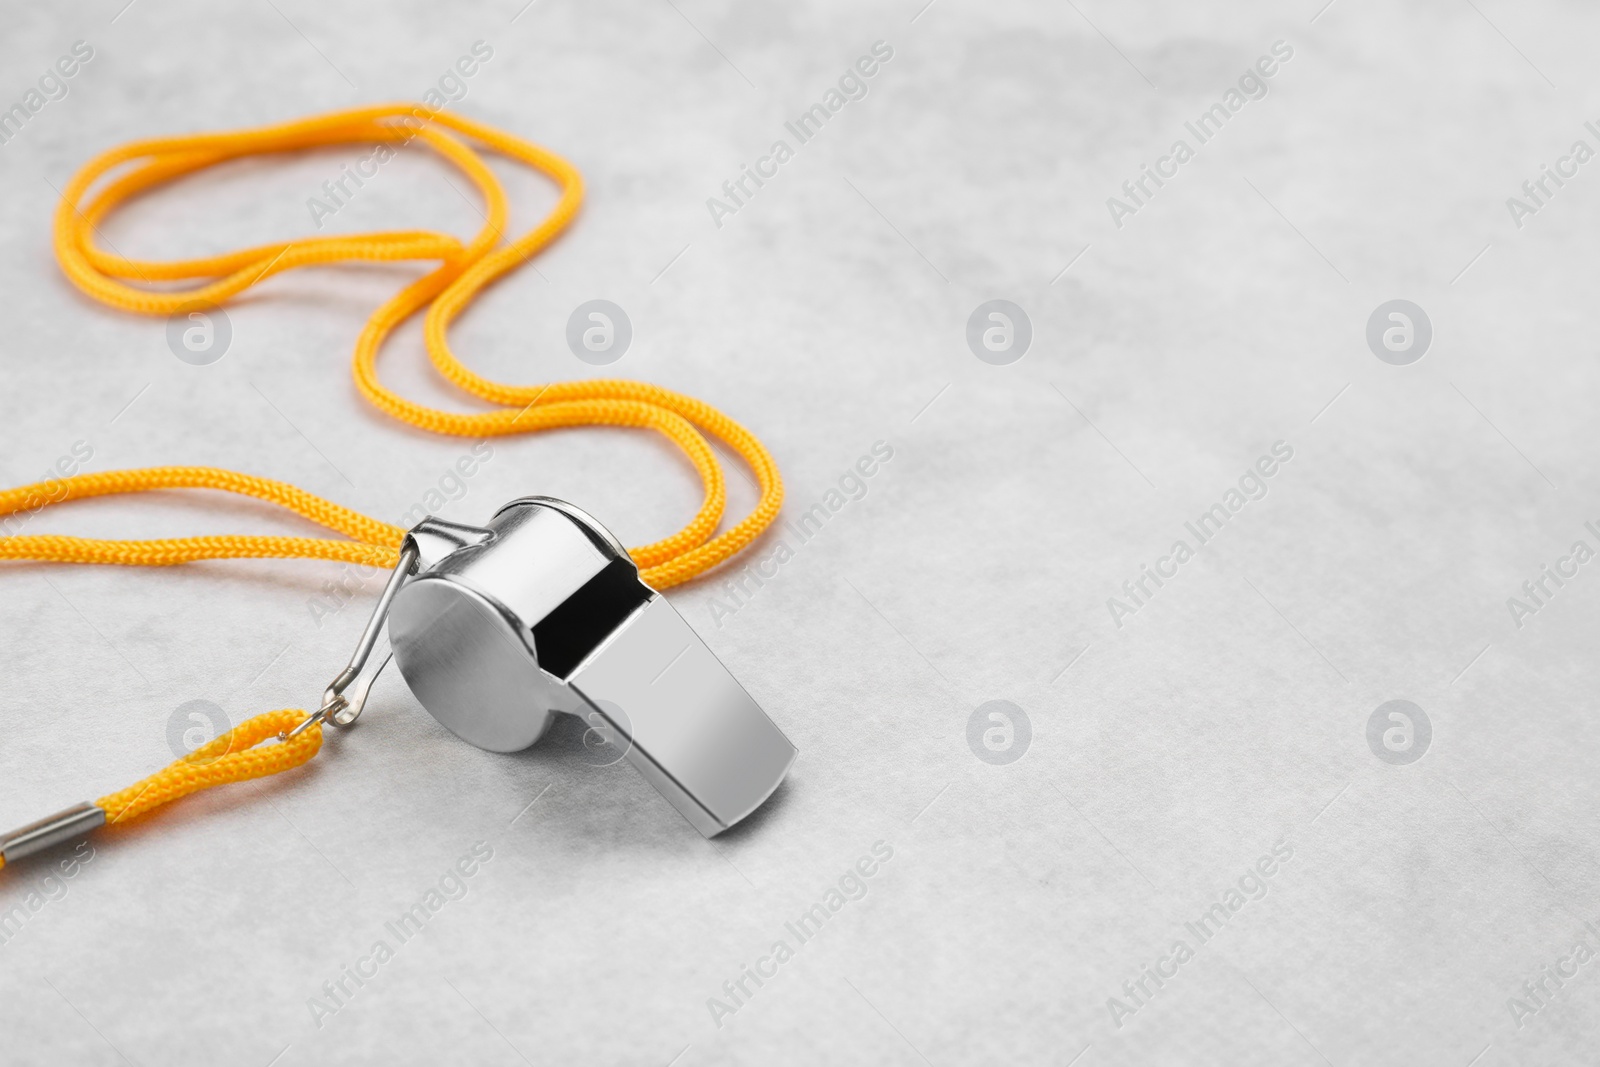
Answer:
[95, 710, 324, 826]
[0, 103, 784, 846]
[46, 102, 783, 588]
[0, 710, 320, 872]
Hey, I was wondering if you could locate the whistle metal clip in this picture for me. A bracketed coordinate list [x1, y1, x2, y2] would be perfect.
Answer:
[283, 542, 415, 742]
[313, 497, 796, 837]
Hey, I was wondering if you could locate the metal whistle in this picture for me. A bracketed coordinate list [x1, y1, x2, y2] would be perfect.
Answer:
[333, 497, 796, 837]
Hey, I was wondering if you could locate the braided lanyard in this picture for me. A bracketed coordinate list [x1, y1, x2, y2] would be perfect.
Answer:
[0, 104, 783, 869]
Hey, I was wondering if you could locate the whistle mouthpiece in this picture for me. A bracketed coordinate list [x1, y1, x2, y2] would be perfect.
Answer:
[567, 595, 797, 836]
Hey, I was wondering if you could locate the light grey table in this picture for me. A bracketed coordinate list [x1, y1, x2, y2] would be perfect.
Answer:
[1, 1, 1596, 1064]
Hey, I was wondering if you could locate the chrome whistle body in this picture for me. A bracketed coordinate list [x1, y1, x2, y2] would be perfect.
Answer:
[378, 498, 795, 837]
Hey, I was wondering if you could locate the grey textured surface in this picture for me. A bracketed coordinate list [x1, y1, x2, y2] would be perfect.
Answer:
[1, 1, 1597, 1064]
